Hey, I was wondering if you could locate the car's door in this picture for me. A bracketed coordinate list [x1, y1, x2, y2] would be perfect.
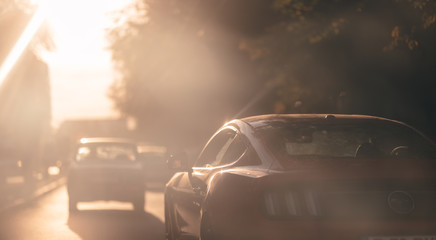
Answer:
[173, 127, 248, 237]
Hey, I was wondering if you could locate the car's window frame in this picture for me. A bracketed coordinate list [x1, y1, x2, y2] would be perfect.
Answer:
[193, 126, 248, 169]
[220, 133, 248, 165]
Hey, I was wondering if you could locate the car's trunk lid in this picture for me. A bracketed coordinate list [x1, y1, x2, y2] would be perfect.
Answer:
[260, 158, 436, 220]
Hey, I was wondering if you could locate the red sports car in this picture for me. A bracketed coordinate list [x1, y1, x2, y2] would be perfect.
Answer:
[164, 114, 436, 240]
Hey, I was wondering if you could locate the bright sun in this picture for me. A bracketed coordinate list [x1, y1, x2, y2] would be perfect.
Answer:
[37, 0, 131, 51]
[34, 0, 134, 125]
[0, 0, 135, 126]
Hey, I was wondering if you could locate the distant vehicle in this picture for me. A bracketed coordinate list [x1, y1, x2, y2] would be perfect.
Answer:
[164, 114, 436, 240]
[67, 138, 145, 213]
[137, 144, 174, 183]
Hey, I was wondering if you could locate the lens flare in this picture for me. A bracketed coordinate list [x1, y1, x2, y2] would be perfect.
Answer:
[0, 3, 47, 88]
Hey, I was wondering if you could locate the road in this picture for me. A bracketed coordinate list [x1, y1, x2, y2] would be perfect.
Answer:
[0, 184, 166, 240]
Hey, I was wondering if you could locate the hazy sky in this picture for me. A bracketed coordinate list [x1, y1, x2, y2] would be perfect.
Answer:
[43, 0, 131, 126]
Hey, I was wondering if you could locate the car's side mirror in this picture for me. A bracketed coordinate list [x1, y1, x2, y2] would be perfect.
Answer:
[167, 152, 191, 172]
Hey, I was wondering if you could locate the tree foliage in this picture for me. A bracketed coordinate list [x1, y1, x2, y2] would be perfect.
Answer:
[108, 0, 436, 146]
[240, 0, 436, 135]
[108, 0, 271, 146]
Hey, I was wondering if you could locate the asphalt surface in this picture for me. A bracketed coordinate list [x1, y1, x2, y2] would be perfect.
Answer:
[0, 177, 166, 240]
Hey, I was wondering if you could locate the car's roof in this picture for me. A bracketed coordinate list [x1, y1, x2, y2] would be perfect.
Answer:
[234, 114, 434, 171]
[240, 114, 404, 128]
[78, 137, 137, 145]
[242, 113, 390, 121]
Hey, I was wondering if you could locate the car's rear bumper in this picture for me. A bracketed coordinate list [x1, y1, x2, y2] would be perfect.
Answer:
[67, 181, 144, 202]
[214, 218, 436, 240]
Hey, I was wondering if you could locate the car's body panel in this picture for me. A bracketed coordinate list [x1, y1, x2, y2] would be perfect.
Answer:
[68, 161, 144, 201]
[165, 114, 436, 239]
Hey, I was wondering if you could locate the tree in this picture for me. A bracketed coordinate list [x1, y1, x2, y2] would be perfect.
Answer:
[108, 0, 270, 147]
[242, 0, 436, 137]
[108, 0, 436, 148]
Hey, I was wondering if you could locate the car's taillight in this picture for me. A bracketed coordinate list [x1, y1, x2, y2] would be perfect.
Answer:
[262, 189, 321, 218]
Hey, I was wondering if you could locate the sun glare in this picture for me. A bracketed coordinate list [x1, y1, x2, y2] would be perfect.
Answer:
[0, 2, 46, 87]
[34, 0, 134, 126]
[39, 0, 131, 53]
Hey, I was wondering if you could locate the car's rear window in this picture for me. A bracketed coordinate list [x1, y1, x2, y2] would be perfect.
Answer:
[76, 143, 138, 162]
[257, 120, 436, 161]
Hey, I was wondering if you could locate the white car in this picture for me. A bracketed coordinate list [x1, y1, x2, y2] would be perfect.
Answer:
[67, 138, 145, 213]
